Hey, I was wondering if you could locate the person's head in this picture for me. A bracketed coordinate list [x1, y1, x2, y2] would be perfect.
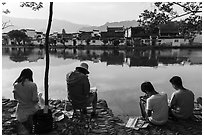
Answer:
[13, 68, 33, 86]
[76, 62, 89, 75]
[141, 81, 155, 96]
[169, 76, 183, 90]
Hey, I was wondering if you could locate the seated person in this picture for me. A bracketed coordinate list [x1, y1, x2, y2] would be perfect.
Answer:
[13, 68, 39, 133]
[66, 62, 97, 117]
[140, 81, 168, 125]
[169, 76, 195, 119]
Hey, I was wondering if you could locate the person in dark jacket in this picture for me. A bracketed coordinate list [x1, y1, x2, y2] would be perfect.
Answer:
[66, 62, 97, 116]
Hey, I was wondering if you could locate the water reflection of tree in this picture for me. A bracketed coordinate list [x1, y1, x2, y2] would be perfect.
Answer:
[18, 47, 202, 66]
[4, 47, 44, 62]
[2, 47, 10, 55]
[9, 48, 31, 62]
[128, 48, 194, 67]
[73, 48, 77, 55]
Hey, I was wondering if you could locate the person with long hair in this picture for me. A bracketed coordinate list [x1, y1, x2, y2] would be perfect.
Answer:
[13, 68, 39, 133]
[139, 81, 168, 125]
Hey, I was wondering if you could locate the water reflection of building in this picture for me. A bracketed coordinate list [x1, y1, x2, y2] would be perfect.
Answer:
[126, 49, 202, 67]
[49, 48, 102, 62]
[49, 48, 201, 66]
[188, 57, 202, 65]
[129, 57, 158, 67]
[127, 49, 158, 67]
[50, 48, 75, 59]
[3, 47, 202, 66]
[158, 56, 186, 65]
[156, 49, 193, 65]
[100, 50, 124, 66]
[179, 49, 202, 65]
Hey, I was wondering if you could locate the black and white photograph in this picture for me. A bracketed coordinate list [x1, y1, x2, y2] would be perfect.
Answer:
[2, 1, 202, 135]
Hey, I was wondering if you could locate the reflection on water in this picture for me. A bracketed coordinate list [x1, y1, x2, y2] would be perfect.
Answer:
[2, 47, 44, 62]
[2, 47, 202, 66]
[2, 47, 202, 117]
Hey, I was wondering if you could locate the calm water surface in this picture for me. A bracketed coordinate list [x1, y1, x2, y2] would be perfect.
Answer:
[2, 47, 202, 117]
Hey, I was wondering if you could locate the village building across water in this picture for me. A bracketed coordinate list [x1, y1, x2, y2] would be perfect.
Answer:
[2, 22, 202, 47]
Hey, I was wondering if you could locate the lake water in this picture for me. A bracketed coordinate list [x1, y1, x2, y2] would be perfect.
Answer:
[2, 47, 202, 117]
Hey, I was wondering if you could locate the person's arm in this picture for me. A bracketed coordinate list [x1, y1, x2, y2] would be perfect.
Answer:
[145, 98, 152, 119]
[139, 98, 147, 118]
[32, 83, 39, 103]
[66, 73, 70, 97]
[140, 96, 147, 103]
[13, 84, 18, 100]
[83, 76, 90, 97]
[146, 110, 152, 117]
[66, 72, 72, 93]
[13, 90, 17, 100]
[169, 92, 177, 109]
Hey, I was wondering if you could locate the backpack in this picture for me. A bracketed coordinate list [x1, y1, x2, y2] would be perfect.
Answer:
[32, 109, 54, 134]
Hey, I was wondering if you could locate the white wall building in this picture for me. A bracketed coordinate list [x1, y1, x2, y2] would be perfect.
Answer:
[157, 37, 189, 46]
[193, 33, 202, 44]
[90, 39, 104, 46]
[25, 29, 36, 38]
[65, 40, 74, 46]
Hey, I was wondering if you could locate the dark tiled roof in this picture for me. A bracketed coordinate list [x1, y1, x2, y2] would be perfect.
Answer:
[159, 22, 179, 34]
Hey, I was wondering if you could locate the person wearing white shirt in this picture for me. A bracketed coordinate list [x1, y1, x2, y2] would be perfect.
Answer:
[140, 81, 168, 125]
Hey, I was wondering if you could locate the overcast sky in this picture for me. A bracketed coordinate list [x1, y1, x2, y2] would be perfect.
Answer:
[2, 1, 156, 26]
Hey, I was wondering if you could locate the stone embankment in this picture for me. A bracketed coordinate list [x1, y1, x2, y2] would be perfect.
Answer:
[2, 98, 202, 135]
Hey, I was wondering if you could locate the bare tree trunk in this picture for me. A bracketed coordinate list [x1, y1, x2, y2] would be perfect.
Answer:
[44, 2, 53, 113]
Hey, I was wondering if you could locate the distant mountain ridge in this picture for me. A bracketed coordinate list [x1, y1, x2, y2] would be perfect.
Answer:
[2, 16, 90, 33]
[79, 20, 139, 32]
[2, 16, 139, 33]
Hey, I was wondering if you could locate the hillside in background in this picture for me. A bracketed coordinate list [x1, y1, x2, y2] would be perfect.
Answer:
[79, 20, 139, 32]
[2, 16, 139, 33]
[2, 16, 90, 33]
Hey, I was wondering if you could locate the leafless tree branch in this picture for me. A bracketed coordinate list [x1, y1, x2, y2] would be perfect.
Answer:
[170, 11, 193, 21]
[2, 20, 13, 30]
[172, 2, 202, 13]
